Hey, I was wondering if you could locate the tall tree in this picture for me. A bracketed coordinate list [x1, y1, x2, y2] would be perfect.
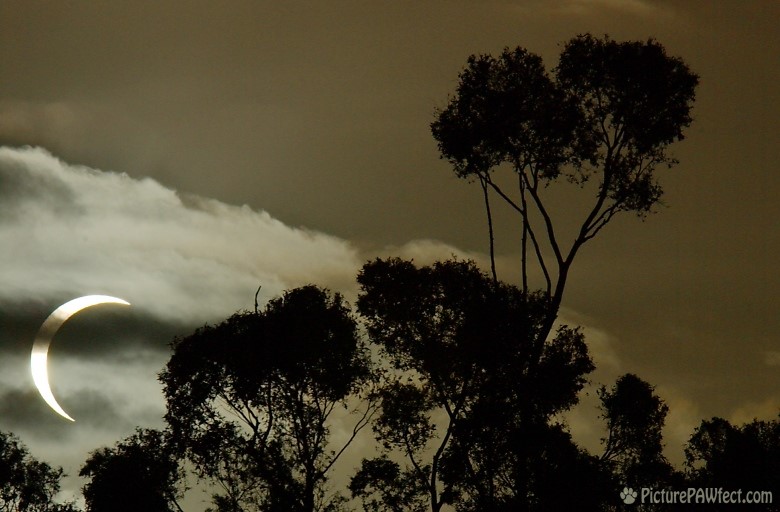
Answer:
[0, 431, 78, 512]
[159, 286, 374, 512]
[431, 34, 699, 345]
[79, 429, 185, 512]
[350, 258, 595, 511]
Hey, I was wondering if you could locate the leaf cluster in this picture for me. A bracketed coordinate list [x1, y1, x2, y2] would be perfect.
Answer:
[0, 431, 76, 512]
[432, 33, 699, 216]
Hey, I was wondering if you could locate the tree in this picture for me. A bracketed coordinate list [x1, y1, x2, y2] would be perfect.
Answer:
[431, 34, 699, 346]
[599, 374, 673, 482]
[685, 416, 780, 503]
[79, 428, 185, 512]
[598, 374, 679, 510]
[443, 420, 614, 512]
[159, 285, 375, 512]
[350, 258, 595, 511]
[0, 431, 78, 512]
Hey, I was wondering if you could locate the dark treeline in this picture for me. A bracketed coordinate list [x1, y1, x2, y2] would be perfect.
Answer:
[3, 34, 778, 511]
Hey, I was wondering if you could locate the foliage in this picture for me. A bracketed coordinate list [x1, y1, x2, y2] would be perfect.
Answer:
[685, 416, 780, 494]
[0, 431, 78, 512]
[349, 456, 429, 512]
[431, 34, 699, 340]
[350, 258, 595, 511]
[79, 428, 184, 512]
[159, 285, 374, 512]
[598, 374, 675, 489]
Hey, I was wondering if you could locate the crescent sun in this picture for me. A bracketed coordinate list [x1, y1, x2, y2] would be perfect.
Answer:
[31, 295, 130, 422]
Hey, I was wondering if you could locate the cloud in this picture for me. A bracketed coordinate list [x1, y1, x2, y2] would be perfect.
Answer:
[0, 387, 130, 440]
[728, 396, 780, 426]
[0, 346, 165, 434]
[0, 146, 365, 325]
[558, 308, 622, 373]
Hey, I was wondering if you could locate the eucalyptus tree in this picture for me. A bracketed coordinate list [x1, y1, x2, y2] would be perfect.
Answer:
[350, 258, 596, 511]
[159, 286, 374, 512]
[431, 34, 699, 344]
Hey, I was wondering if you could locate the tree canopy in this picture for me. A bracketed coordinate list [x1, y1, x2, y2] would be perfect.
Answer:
[0, 431, 77, 512]
[79, 429, 185, 512]
[159, 285, 374, 512]
[598, 374, 678, 497]
[351, 258, 595, 511]
[685, 416, 780, 494]
[431, 34, 699, 340]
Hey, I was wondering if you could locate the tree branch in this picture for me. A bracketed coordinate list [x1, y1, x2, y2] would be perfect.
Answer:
[521, 170, 564, 267]
[518, 172, 528, 294]
[322, 399, 379, 475]
[479, 175, 498, 284]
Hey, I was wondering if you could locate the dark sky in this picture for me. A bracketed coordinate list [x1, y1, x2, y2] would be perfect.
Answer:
[1, 1, 778, 508]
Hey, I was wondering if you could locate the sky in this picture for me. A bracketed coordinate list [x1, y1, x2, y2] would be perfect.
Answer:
[0, 0, 778, 508]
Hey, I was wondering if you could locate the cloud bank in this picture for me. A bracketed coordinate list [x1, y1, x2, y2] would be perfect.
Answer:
[0, 146, 365, 325]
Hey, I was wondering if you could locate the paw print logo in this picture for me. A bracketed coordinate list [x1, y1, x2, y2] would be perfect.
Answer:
[620, 487, 638, 505]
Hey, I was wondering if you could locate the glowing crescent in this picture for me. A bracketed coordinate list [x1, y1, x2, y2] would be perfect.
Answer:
[31, 295, 130, 422]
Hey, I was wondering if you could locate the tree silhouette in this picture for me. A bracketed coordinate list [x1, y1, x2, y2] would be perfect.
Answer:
[0, 431, 78, 512]
[685, 415, 780, 509]
[599, 374, 676, 490]
[431, 34, 699, 346]
[79, 428, 185, 512]
[350, 258, 595, 511]
[159, 285, 374, 512]
[129, 34, 706, 512]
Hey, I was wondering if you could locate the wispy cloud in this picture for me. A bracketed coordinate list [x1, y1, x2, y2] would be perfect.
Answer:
[729, 396, 780, 426]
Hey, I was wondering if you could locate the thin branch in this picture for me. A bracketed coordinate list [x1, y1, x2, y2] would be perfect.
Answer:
[482, 174, 524, 214]
[518, 172, 528, 294]
[322, 399, 379, 475]
[569, 144, 616, 265]
[483, 171, 552, 295]
[582, 204, 620, 243]
[526, 218, 552, 296]
[521, 171, 564, 267]
[402, 430, 427, 483]
[170, 495, 186, 512]
[254, 285, 262, 314]
[479, 175, 498, 284]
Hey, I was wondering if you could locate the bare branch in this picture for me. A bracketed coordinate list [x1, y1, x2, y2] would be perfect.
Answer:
[521, 170, 564, 267]
[479, 175, 498, 284]
[323, 398, 379, 475]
